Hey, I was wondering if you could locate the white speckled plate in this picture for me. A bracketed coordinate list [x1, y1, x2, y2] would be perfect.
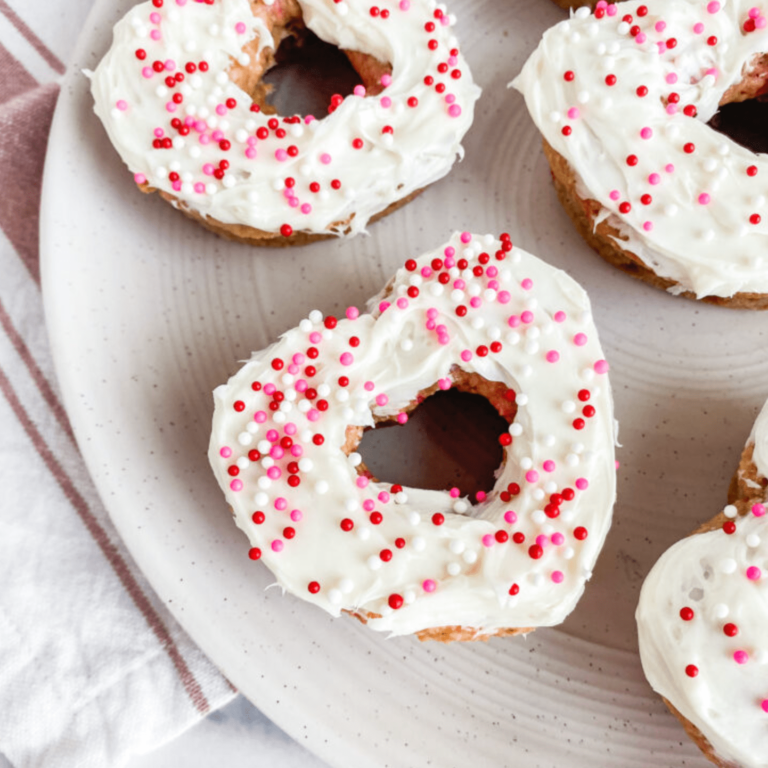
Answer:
[41, 1, 768, 766]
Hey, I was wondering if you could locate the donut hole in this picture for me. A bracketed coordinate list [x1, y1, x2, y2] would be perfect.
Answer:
[355, 379, 516, 502]
[261, 31, 364, 118]
[227, 9, 392, 120]
[707, 95, 768, 155]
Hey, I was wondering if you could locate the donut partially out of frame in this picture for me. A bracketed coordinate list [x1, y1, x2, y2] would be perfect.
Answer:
[637, 400, 768, 767]
[513, 0, 768, 306]
[90, 0, 480, 246]
[209, 231, 617, 639]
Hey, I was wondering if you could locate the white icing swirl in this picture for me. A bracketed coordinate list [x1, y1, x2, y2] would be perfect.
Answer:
[209, 232, 617, 636]
[637, 399, 768, 768]
[89, 0, 480, 237]
[512, 0, 768, 299]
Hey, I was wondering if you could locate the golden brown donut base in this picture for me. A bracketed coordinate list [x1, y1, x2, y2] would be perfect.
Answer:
[543, 140, 768, 309]
[338, 366, 535, 642]
[654, 443, 768, 768]
[138, 0, 423, 246]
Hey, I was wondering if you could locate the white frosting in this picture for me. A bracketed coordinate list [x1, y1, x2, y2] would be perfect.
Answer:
[637, 399, 768, 767]
[512, 0, 768, 299]
[89, 0, 480, 238]
[209, 232, 617, 636]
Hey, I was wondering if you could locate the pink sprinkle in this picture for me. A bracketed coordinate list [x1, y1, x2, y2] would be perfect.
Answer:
[142, 67, 153, 79]
[734, 650, 749, 664]
[445, 95, 456, 106]
[508, 315, 521, 328]
[229, 479, 243, 491]
[482, 534, 495, 548]
[378, 491, 390, 503]
[521, 278, 533, 290]
[666, 104, 677, 116]
[290, 509, 302, 522]
[640, 127, 652, 140]
[271, 540, 283, 553]
[665, 73, 678, 85]
[194, 183, 205, 194]
[171, 181, 182, 192]
[396, 298, 409, 310]
[219, 446, 232, 458]
[655, 20, 666, 32]
[649, 173, 661, 185]
[134, 173, 147, 185]
[643, 221, 654, 232]
[574, 333, 588, 346]
[448, 104, 462, 118]
[575, 478, 589, 490]
[320, 153, 332, 165]
[363, 499, 375, 511]
[551, 532, 565, 546]
[476, 491, 486, 502]
[551, 571, 564, 584]
[635, 32, 646, 43]
[747, 566, 762, 581]
[749, 6, 760, 18]
[758, 17, 768, 29]
[203, 163, 215, 176]
[309, 332, 322, 344]
[397, 413, 408, 424]
[543, 460, 556, 472]
[753, 503, 766, 517]
[461, 350, 472, 362]
[274, 497, 287, 511]
[609, 190, 620, 201]
[453, 278, 466, 290]
[546, 351, 560, 364]
[150, 29, 161, 40]
[469, 297, 481, 309]
[245, 147, 257, 159]
[364, 381, 375, 391]
[762, 700, 768, 713]
[150, 11, 161, 23]
[356, 476, 369, 488]
[422, 579, 437, 592]
[236, 21, 247, 33]
[504, 510, 518, 524]
[275, 149, 288, 162]
[267, 466, 281, 480]
[567, 107, 580, 120]
[346, 306, 359, 320]
[353, 85, 366, 97]
[497, 290, 511, 304]
[264, 385, 276, 396]
[606, 4, 617, 15]
[706, 67, 719, 78]
[301, 203, 312, 215]
[380, 74, 392, 88]
[307, 409, 320, 422]
[254, 411, 267, 423]
[270, 446, 284, 460]
[525, 470, 539, 483]
[439, 378, 451, 390]
[291, 445, 302, 457]
[486, 266, 498, 278]
[707, 0, 720, 11]
[693, 21, 705, 33]
[536, 534, 549, 548]
[399, 0, 410, 9]
[521, 311, 534, 324]
[698, 193, 711, 205]
[284, 422, 297, 435]
[449, 487, 460, 498]
[292, 353, 305, 366]
[554, 311, 566, 322]
[380, 96, 392, 108]
[154, 128, 165, 138]
[438, 336, 450, 347]
[444, 245, 455, 258]
[460, 232, 472, 244]
[594, 359, 610, 374]
[216, 104, 227, 116]
[116, 99, 128, 111]
[665, 164, 675, 174]
[375, 394, 389, 406]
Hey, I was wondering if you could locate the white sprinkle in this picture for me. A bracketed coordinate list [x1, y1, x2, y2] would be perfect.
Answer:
[396, 492, 409, 504]
[357, 526, 371, 541]
[298, 458, 313, 472]
[563, 547, 575, 560]
[713, 603, 729, 620]
[236, 457, 249, 470]
[723, 504, 738, 518]
[719, 558, 737, 574]
[578, 90, 590, 104]
[543, 434, 555, 447]
[453, 500, 469, 513]
[664, 203, 678, 217]
[404, 590, 416, 605]
[315, 481, 329, 495]
[566, 453, 579, 467]
[747, 533, 761, 548]
[520, 457, 533, 470]
[257, 476, 271, 489]
[335, 389, 349, 402]
[237, 432, 253, 446]
[367, 556, 382, 571]
[317, 383, 331, 397]
[544, 481, 557, 494]
[400, 339, 414, 352]
[530, 573, 544, 587]
[561, 400, 576, 414]
[254, 492, 268, 506]
[409, 511, 421, 526]
[449, 539, 466, 554]
[260, 457, 274, 470]
[344, 498, 359, 512]
[532, 510, 546, 525]
[509, 424, 523, 437]
[339, 578, 354, 595]
[447, 562, 461, 576]
[517, 394, 529, 406]
[463, 550, 478, 564]
[412, 536, 426, 551]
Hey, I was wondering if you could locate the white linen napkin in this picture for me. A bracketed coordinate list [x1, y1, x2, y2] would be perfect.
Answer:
[0, 2, 237, 766]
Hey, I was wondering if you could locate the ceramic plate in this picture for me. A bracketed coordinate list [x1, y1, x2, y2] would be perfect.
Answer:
[41, 0, 766, 765]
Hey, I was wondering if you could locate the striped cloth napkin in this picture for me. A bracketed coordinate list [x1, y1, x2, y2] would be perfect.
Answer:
[0, 2, 237, 765]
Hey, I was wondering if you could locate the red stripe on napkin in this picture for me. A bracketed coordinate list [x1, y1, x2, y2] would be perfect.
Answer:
[0, 1, 65, 75]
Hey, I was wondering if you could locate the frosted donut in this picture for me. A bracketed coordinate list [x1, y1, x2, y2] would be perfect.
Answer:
[89, 0, 480, 246]
[513, 0, 768, 306]
[208, 231, 617, 640]
[637, 400, 768, 768]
